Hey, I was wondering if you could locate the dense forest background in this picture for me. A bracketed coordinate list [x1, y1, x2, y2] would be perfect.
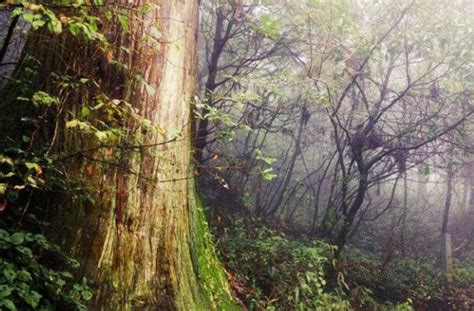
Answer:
[0, 0, 473, 310]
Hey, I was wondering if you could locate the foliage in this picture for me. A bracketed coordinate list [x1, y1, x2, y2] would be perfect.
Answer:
[342, 247, 474, 309]
[197, 2, 474, 309]
[451, 260, 474, 308]
[208, 207, 430, 310]
[0, 229, 92, 310]
[0, 133, 92, 311]
[10, 0, 107, 44]
[0, 128, 91, 310]
[214, 216, 349, 310]
[0, 1, 113, 309]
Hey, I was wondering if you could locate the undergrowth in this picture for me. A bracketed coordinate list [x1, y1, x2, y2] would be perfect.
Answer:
[206, 202, 473, 310]
[212, 215, 350, 310]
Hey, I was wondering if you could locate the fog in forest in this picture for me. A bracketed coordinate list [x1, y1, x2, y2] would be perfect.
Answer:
[0, 0, 473, 310]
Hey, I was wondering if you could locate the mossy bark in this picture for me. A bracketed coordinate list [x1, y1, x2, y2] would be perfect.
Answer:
[11, 0, 239, 310]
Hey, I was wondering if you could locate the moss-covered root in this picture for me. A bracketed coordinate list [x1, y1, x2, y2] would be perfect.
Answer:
[189, 193, 241, 311]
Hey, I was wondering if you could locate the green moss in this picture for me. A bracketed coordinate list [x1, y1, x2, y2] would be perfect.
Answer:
[191, 193, 241, 311]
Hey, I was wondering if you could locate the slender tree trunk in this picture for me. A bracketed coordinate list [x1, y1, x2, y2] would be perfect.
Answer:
[400, 172, 408, 257]
[266, 106, 307, 217]
[18, 1, 236, 310]
[461, 162, 470, 211]
[327, 170, 368, 285]
[195, 6, 232, 164]
[333, 154, 368, 261]
[441, 162, 454, 307]
[441, 163, 454, 234]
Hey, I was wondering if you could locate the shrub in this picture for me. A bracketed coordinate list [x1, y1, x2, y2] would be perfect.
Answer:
[216, 217, 349, 310]
[0, 229, 92, 310]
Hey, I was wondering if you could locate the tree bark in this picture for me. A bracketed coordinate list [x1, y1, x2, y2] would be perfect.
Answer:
[0, 15, 19, 66]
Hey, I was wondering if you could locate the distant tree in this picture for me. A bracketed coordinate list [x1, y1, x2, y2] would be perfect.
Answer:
[298, 0, 473, 259]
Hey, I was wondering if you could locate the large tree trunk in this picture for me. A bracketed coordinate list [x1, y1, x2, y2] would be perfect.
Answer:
[11, 1, 237, 310]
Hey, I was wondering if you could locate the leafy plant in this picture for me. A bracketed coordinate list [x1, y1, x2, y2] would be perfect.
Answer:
[215, 217, 348, 310]
[343, 248, 443, 309]
[0, 229, 92, 310]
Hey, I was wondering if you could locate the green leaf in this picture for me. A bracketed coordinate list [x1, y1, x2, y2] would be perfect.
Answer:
[81, 290, 93, 301]
[117, 13, 129, 32]
[136, 74, 156, 96]
[72, 0, 84, 8]
[0, 285, 13, 299]
[0, 299, 16, 311]
[31, 19, 46, 29]
[0, 229, 8, 239]
[25, 162, 41, 173]
[16, 270, 32, 282]
[66, 119, 91, 131]
[11, 7, 24, 18]
[138, 3, 153, 14]
[10, 233, 25, 245]
[104, 10, 112, 20]
[16, 246, 33, 257]
[48, 19, 63, 34]
[3, 268, 16, 282]
[69, 23, 80, 36]
[32, 91, 59, 107]
[69, 259, 80, 269]
[259, 167, 277, 181]
[81, 106, 91, 118]
[60, 272, 73, 279]
[21, 13, 35, 23]
[94, 131, 108, 141]
[0, 155, 13, 166]
[26, 176, 38, 187]
[256, 150, 277, 165]
[18, 289, 41, 308]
